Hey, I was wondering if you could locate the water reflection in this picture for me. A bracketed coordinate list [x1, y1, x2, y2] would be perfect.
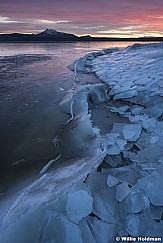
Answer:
[0, 41, 149, 56]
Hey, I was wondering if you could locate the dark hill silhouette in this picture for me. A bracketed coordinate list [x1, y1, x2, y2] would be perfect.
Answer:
[0, 29, 163, 42]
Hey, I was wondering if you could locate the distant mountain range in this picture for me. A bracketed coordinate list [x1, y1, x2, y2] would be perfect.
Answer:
[0, 29, 163, 42]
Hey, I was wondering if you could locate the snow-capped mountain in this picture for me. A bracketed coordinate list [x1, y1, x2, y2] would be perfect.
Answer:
[36, 29, 78, 39]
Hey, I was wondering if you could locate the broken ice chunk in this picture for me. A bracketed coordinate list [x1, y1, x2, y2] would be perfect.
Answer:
[117, 105, 129, 112]
[111, 105, 129, 114]
[107, 144, 120, 155]
[66, 190, 93, 223]
[105, 154, 121, 167]
[135, 141, 163, 163]
[111, 123, 142, 142]
[126, 214, 140, 237]
[86, 171, 117, 223]
[116, 139, 127, 150]
[105, 165, 141, 186]
[125, 187, 150, 213]
[114, 89, 138, 100]
[116, 182, 130, 202]
[122, 124, 142, 141]
[106, 133, 120, 145]
[131, 106, 143, 115]
[122, 129, 136, 140]
[107, 175, 120, 187]
[138, 171, 163, 206]
[107, 139, 127, 155]
[106, 132, 127, 155]
[110, 85, 134, 96]
[142, 117, 157, 129]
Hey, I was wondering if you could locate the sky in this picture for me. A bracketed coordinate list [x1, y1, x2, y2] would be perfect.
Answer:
[0, 0, 163, 37]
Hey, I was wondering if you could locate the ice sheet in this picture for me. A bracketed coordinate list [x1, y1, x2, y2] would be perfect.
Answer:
[1, 43, 163, 242]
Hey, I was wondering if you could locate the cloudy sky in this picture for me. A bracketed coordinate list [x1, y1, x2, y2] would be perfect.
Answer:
[0, 0, 163, 37]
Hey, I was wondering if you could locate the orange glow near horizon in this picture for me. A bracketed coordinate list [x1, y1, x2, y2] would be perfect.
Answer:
[0, 0, 163, 38]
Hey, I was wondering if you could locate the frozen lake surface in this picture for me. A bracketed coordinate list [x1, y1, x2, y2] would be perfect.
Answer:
[1, 41, 162, 243]
[0, 41, 139, 193]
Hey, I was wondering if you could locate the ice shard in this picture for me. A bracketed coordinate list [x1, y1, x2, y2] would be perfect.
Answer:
[66, 190, 93, 223]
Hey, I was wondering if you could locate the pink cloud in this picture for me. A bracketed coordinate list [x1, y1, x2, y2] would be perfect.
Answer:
[0, 0, 163, 36]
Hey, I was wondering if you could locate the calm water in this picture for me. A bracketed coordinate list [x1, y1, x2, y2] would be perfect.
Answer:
[0, 41, 148, 193]
[0, 41, 141, 56]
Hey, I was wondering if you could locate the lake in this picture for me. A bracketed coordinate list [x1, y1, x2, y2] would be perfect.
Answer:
[0, 41, 151, 194]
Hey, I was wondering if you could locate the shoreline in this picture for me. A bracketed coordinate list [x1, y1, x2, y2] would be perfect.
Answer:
[0, 40, 163, 44]
[1, 42, 163, 241]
